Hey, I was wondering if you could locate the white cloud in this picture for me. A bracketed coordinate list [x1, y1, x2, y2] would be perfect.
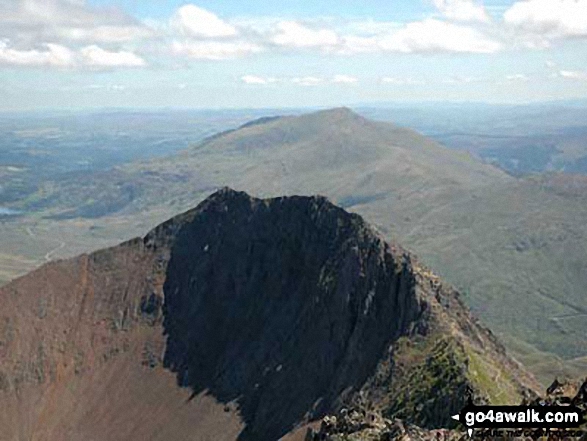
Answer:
[240, 75, 357, 85]
[0, 2, 508, 71]
[170, 15, 502, 58]
[208, 14, 503, 57]
[241, 75, 277, 84]
[0, 40, 146, 69]
[381, 77, 425, 85]
[241, 75, 267, 84]
[506, 73, 529, 81]
[57, 25, 154, 43]
[86, 83, 127, 91]
[8, 0, 586, 73]
[80, 45, 146, 68]
[0, 0, 152, 45]
[338, 18, 501, 55]
[332, 74, 358, 84]
[344, 20, 403, 35]
[172, 4, 237, 38]
[0, 0, 153, 69]
[272, 21, 339, 48]
[444, 75, 482, 83]
[292, 76, 324, 86]
[433, 0, 491, 23]
[558, 70, 587, 80]
[0, 41, 75, 67]
[172, 40, 262, 60]
[504, 0, 587, 38]
[378, 19, 501, 53]
[168, 12, 266, 62]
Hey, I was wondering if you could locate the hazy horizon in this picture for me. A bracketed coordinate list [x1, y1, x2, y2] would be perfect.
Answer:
[2, 98, 587, 116]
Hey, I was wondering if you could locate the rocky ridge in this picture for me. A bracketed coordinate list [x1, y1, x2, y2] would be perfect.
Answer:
[307, 378, 587, 440]
[0, 188, 540, 440]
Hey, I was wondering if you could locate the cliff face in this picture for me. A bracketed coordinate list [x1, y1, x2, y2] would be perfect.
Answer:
[160, 189, 422, 440]
[0, 189, 539, 441]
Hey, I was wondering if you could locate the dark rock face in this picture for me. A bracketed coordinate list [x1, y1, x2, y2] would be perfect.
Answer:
[0, 188, 541, 441]
[161, 189, 421, 440]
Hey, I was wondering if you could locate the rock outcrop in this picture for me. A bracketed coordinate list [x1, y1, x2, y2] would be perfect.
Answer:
[0, 188, 540, 440]
[306, 378, 587, 440]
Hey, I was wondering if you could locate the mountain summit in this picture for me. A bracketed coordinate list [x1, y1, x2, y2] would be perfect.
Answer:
[0, 189, 538, 440]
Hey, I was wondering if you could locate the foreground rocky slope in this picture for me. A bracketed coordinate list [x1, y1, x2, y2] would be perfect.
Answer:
[304, 378, 587, 440]
[0, 189, 539, 440]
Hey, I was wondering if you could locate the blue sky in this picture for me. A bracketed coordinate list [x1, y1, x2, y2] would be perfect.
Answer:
[86, 0, 514, 21]
[0, 0, 586, 110]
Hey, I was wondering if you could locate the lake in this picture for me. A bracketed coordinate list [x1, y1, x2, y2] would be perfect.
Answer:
[0, 207, 21, 216]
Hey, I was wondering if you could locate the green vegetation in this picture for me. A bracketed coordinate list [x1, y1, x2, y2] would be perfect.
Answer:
[384, 334, 526, 430]
[464, 345, 522, 405]
[386, 336, 469, 428]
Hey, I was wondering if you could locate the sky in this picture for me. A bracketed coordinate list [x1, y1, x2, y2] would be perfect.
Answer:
[0, 0, 586, 110]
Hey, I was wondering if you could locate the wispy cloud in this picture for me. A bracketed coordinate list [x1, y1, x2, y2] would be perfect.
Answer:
[171, 40, 263, 60]
[56, 25, 154, 44]
[381, 77, 425, 85]
[505, 74, 529, 81]
[0, 40, 145, 68]
[443, 75, 483, 84]
[291, 76, 324, 86]
[240, 75, 358, 86]
[558, 70, 587, 80]
[80, 45, 146, 68]
[0, 41, 75, 67]
[332, 74, 358, 84]
[376, 19, 501, 54]
[241, 75, 278, 84]
[85, 83, 128, 92]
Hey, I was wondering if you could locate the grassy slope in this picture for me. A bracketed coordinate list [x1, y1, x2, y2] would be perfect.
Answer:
[391, 179, 587, 358]
[2, 108, 585, 381]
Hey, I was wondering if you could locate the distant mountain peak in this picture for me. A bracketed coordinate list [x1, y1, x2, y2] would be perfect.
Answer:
[206, 186, 252, 202]
[305, 106, 365, 121]
[317, 106, 355, 115]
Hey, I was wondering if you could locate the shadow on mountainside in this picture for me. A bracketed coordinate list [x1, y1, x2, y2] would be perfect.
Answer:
[160, 189, 420, 440]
